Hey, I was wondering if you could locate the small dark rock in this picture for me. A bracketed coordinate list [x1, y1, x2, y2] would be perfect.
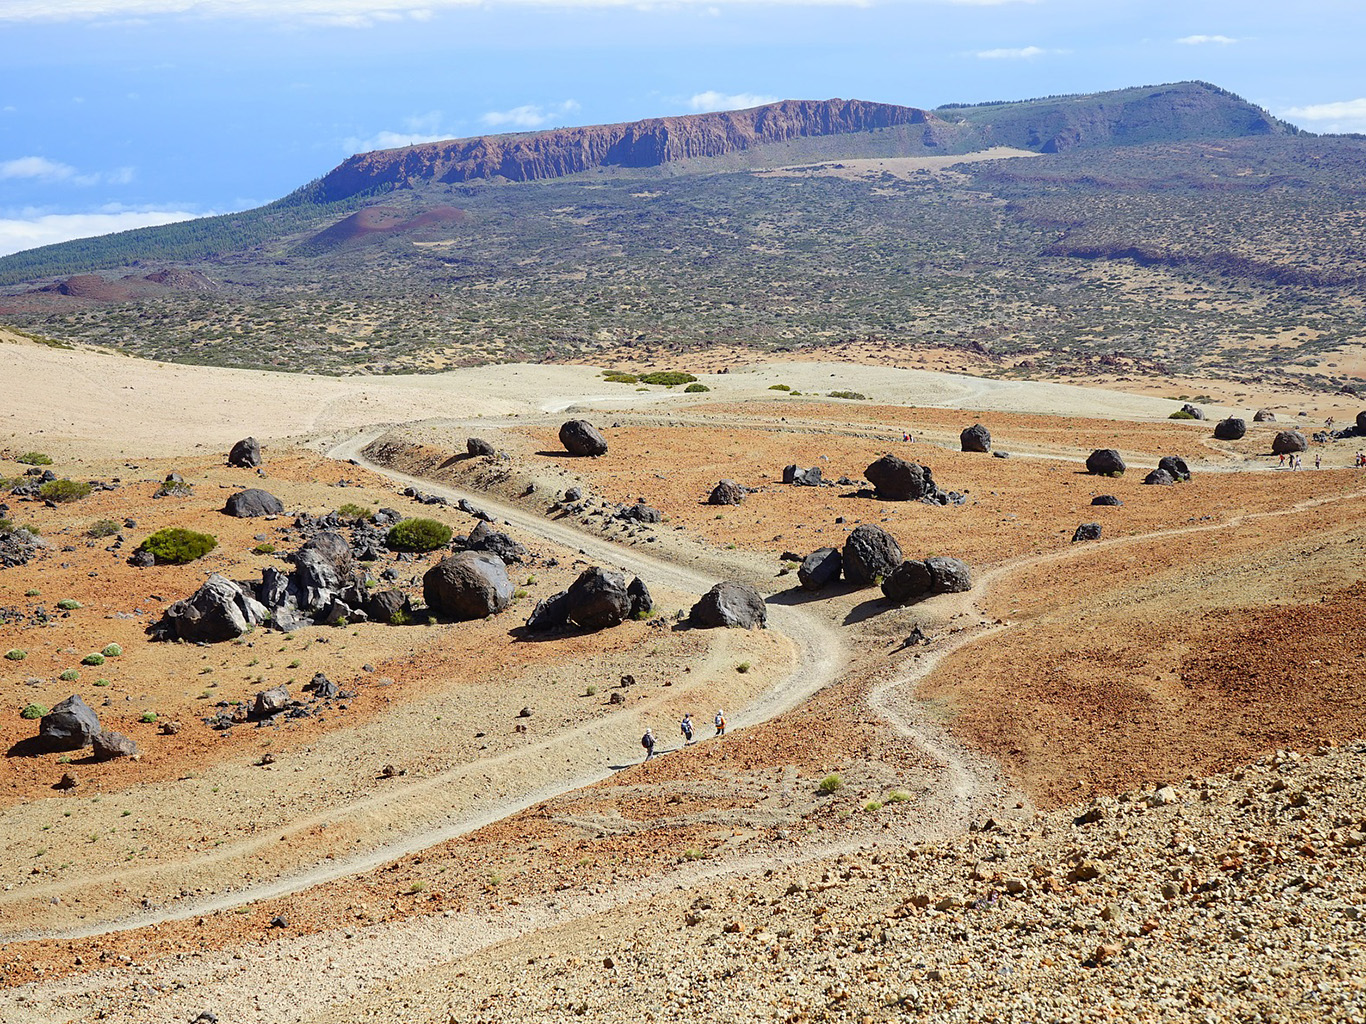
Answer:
[1091, 495, 1123, 506]
[1072, 522, 1102, 542]
[707, 480, 746, 505]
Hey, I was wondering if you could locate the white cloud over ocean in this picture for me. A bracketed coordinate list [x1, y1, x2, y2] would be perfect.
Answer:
[481, 101, 580, 130]
[688, 91, 779, 112]
[0, 209, 200, 258]
[1280, 97, 1366, 134]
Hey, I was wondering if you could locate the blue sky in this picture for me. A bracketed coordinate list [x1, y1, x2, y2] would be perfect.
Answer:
[2, 0, 1364, 257]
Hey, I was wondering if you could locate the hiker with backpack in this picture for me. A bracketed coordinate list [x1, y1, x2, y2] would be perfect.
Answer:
[680, 713, 694, 745]
[714, 709, 726, 736]
[641, 728, 656, 761]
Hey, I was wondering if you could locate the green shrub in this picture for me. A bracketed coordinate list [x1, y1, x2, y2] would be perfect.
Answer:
[252, 543, 276, 555]
[94, 678, 110, 686]
[39, 479, 92, 503]
[82, 653, 106, 666]
[788, 391, 802, 396]
[0, 518, 12, 533]
[101, 643, 122, 658]
[154, 480, 193, 498]
[337, 502, 370, 519]
[818, 773, 844, 794]
[1168, 410, 1196, 420]
[17, 452, 52, 466]
[585, 684, 598, 697]
[638, 370, 697, 386]
[603, 371, 638, 384]
[885, 790, 913, 804]
[86, 519, 120, 538]
[5, 649, 26, 661]
[138, 527, 217, 564]
[387, 517, 452, 552]
[768, 384, 791, 391]
[56, 599, 81, 611]
[684, 383, 710, 393]
[139, 711, 157, 724]
[20, 703, 48, 719]
[828, 391, 867, 401]
[863, 800, 883, 813]
[24, 589, 39, 597]
[736, 661, 751, 673]
[59, 669, 79, 682]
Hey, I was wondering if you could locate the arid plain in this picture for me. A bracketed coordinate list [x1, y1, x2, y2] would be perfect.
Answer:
[2, 327, 1364, 1023]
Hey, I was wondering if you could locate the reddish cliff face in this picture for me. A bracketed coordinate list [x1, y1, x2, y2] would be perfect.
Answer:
[317, 99, 935, 199]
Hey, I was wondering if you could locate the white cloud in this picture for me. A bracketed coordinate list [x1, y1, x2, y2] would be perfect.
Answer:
[688, 91, 779, 112]
[480, 100, 580, 130]
[1, 156, 137, 187]
[975, 45, 1046, 59]
[1280, 97, 1366, 134]
[1176, 34, 1236, 45]
[1, 156, 78, 181]
[0, 209, 199, 258]
[343, 111, 454, 152]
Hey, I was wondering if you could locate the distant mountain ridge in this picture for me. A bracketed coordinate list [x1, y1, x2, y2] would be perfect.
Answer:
[315, 99, 936, 200]
[311, 81, 1292, 201]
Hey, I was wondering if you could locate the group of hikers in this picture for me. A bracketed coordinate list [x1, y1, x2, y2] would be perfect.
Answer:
[1278, 452, 1313, 469]
[641, 709, 725, 760]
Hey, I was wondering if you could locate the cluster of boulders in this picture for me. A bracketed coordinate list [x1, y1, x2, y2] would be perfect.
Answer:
[0, 523, 42, 568]
[525, 566, 653, 633]
[880, 555, 972, 604]
[863, 455, 965, 505]
[1144, 455, 1191, 486]
[782, 464, 825, 487]
[35, 694, 137, 761]
[614, 501, 663, 524]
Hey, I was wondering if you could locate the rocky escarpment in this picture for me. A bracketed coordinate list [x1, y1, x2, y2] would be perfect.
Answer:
[315, 99, 938, 199]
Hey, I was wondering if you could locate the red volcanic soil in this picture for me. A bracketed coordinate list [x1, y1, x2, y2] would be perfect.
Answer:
[307, 205, 466, 248]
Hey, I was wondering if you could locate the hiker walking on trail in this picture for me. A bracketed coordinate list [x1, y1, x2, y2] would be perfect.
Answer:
[680, 713, 694, 745]
[1315, 452, 1322, 470]
[714, 709, 726, 737]
[641, 728, 656, 761]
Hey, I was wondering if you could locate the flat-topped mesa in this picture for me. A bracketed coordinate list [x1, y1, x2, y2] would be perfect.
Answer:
[316, 99, 934, 199]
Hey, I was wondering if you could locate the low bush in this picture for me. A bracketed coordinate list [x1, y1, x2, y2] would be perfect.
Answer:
[59, 669, 78, 682]
[5, 649, 25, 661]
[18, 452, 52, 466]
[684, 383, 710, 393]
[768, 383, 791, 391]
[39, 479, 92, 503]
[638, 370, 697, 386]
[86, 519, 120, 538]
[252, 543, 276, 555]
[1168, 410, 1196, 420]
[101, 643, 122, 658]
[885, 789, 912, 803]
[603, 371, 638, 384]
[736, 661, 751, 673]
[82, 652, 106, 666]
[139, 711, 157, 724]
[387, 517, 452, 552]
[863, 800, 883, 813]
[336, 502, 370, 519]
[818, 773, 844, 794]
[138, 527, 218, 564]
[56, 599, 81, 610]
[20, 703, 47, 719]
[828, 390, 867, 400]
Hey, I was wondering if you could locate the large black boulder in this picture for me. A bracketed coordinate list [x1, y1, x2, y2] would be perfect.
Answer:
[38, 695, 101, 751]
[798, 547, 843, 591]
[525, 591, 571, 632]
[1072, 522, 1103, 543]
[228, 437, 262, 468]
[92, 730, 138, 761]
[864, 455, 934, 501]
[467, 437, 496, 457]
[224, 488, 284, 517]
[1157, 456, 1191, 482]
[628, 577, 653, 619]
[1180, 403, 1205, 420]
[1273, 430, 1308, 454]
[1144, 468, 1176, 486]
[1253, 409, 1277, 422]
[559, 419, 608, 457]
[1357, 410, 1366, 433]
[689, 581, 767, 629]
[159, 574, 269, 642]
[1086, 449, 1126, 476]
[364, 588, 411, 624]
[960, 424, 991, 453]
[300, 531, 354, 575]
[423, 552, 513, 621]
[880, 559, 933, 604]
[925, 556, 972, 594]
[1213, 417, 1247, 441]
[708, 480, 746, 505]
[842, 524, 903, 586]
[565, 567, 632, 630]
